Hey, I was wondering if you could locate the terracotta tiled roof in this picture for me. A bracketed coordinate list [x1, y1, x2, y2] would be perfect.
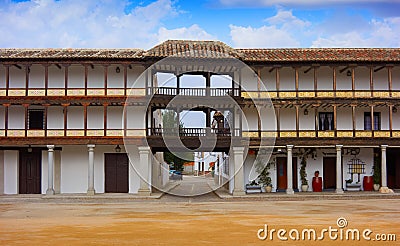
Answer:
[1, 40, 400, 62]
[0, 48, 143, 59]
[144, 40, 241, 59]
[237, 48, 400, 62]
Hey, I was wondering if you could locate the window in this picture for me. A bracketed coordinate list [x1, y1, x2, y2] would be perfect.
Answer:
[364, 112, 380, 130]
[28, 109, 44, 130]
[319, 112, 334, 131]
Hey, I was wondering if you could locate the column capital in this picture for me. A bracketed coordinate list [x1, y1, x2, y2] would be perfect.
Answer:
[138, 146, 151, 153]
[286, 145, 294, 150]
[381, 145, 388, 150]
[232, 146, 245, 153]
[87, 144, 95, 150]
[335, 145, 343, 151]
[47, 145, 55, 151]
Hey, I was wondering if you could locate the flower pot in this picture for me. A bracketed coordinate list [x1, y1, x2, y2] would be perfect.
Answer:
[363, 176, 373, 191]
[373, 184, 380, 191]
[265, 186, 272, 193]
[301, 184, 308, 192]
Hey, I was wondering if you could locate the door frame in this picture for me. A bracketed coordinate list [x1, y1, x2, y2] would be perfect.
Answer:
[19, 148, 42, 194]
[276, 156, 298, 192]
[104, 153, 129, 193]
[323, 157, 336, 190]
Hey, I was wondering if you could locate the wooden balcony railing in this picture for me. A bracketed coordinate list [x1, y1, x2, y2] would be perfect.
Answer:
[149, 87, 240, 97]
[241, 130, 400, 138]
[241, 90, 400, 99]
[149, 127, 240, 137]
[0, 88, 146, 97]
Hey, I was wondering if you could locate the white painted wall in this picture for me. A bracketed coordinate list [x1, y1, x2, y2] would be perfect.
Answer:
[29, 64, 45, 88]
[67, 107, 84, 129]
[48, 65, 64, 88]
[88, 106, 103, 129]
[48, 106, 64, 129]
[8, 106, 24, 129]
[4, 150, 18, 194]
[280, 108, 296, 130]
[87, 65, 102, 88]
[9, 66, 25, 88]
[69, 65, 84, 88]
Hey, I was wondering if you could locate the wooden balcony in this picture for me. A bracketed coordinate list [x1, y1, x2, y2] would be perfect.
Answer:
[148, 87, 241, 97]
[242, 90, 400, 99]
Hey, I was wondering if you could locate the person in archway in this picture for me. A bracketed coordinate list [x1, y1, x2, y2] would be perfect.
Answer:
[312, 170, 323, 192]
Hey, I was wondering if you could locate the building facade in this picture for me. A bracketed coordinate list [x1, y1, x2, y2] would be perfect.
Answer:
[0, 40, 399, 195]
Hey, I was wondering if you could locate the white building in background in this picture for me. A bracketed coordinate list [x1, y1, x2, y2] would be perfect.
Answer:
[0, 40, 399, 196]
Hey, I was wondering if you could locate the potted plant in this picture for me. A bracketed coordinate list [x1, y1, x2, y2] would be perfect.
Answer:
[372, 153, 381, 191]
[256, 159, 273, 193]
[297, 148, 316, 192]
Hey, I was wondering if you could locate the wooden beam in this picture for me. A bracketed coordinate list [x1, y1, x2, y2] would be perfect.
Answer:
[333, 104, 337, 137]
[13, 64, 22, 69]
[84, 65, 88, 96]
[275, 106, 280, 133]
[294, 67, 299, 98]
[371, 105, 375, 131]
[123, 65, 128, 96]
[295, 104, 299, 137]
[351, 67, 355, 97]
[83, 103, 89, 136]
[43, 104, 49, 137]
[25, 65, 30, 96]
[388, 66, 393, 97]
[339, 66, 349, 73]
[304, 66, 312, 74]
[332, 66, 337, 97]
[23, 104, 29, 136]
[64, 65, 69, 96]
[369, 66, 374, 97]
[104, 65, 108, 96]
[55, 64, 62, 70]
[276, 68, 280, 98]
[352, 104, 356, 137]
[313, 66, 318, 92]
[44, 65, 49, 96]
[5, 65, 9, 97]
[314, 106, 318, 135]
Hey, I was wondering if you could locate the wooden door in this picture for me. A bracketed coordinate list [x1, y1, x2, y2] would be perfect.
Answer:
[105, 153, 129, 193]
[19, 149, 42, 194]
[277, 157, 297, 191]
[387, 149, 400, 189]
[323, 157, 336, 190]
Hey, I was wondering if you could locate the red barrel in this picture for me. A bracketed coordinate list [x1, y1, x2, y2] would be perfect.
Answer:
[363, 176, 373, 191]
[312, 177, 323, 192]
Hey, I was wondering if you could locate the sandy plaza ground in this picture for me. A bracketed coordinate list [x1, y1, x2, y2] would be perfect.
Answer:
[0, 194, 399, 245]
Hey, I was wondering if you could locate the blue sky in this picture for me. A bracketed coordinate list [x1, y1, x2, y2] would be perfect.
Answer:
[1, 0, 399, 49]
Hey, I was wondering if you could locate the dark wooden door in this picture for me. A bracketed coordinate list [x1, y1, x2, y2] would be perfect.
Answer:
[277, 157, 297, 191]
[323, 157, 336, 190]
[19, 149, 42, 194]
[387, 149, 400, 189]
[105, 153, 129, 193]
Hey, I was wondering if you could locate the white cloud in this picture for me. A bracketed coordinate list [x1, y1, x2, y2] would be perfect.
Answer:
[229, 9, 310, 48]
[230, 25, 299, 48]
[311, 17, 400, 47]
[219, 0, 400, 7]
[158, 24, 216, 42]
[0, 0, 179, 48]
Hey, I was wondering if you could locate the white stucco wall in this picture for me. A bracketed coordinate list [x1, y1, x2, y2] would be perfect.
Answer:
[4, 150, 18, 194]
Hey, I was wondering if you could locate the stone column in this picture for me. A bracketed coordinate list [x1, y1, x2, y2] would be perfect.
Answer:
[286, 145, 294, 194]
[0, 150, 4, 195]
[87, 144, 95, 195]
[46, 145, 55, 195]
[138, 146, 151, 196]
[335, 145, 344, 193]
[381, 145, 388, 187]
[232, 147, 245, 196]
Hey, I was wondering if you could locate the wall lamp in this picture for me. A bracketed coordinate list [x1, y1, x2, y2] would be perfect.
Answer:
[393, 107, 397, 113]
[346, 70, 352, 76]
[115, 145, 121, 153]
[304, 109, 308, 115]
[27, 145, 32, 153]
[116, 66, 121, 73]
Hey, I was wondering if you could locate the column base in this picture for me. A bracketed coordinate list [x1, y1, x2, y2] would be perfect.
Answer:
[87, 189, 95, 196]
[286, 189, 294, 195]
[232, 190, 246, 196]
[335, 188, 344, 194]
[137, 189, 151, 196]
[46, 189, 55, 195]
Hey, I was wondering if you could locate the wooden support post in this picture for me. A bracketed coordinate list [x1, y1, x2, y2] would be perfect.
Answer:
[388, 66, 393, 97]
[122, 103, 127, 137]
[351, 66, 355, 97]
[83, 103, 89, 136]
[333, 104, 337, 137]
[389, 104, 393, 137]
[276, 67, 280, 98]
[314, 106, 318, 136]
[64, 65, 69, 96]
[294, 67, 299, 98]
[25, 65, 30, 96]
[23, 104, 29, 136]
[62, 103, 69, 137]
[44, 65, 49, 96]
[332, 66, 337, 97]
[84, 65, 88, 96]
[295, 104, 299, 137]
[43, 104, 50, 137]
[124, 65, 128, 96]
[104, 65, 108, 96]
[371, 105, 375, 132]
[352, 104, 356, 137]
[3, 104, 9, 137]
[275, 106, 280, 136]
[369, 66, 374, 97]
[103, 103, 108, 136]
[313, 65, 318, 95]
[5, 65, 9, 96]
